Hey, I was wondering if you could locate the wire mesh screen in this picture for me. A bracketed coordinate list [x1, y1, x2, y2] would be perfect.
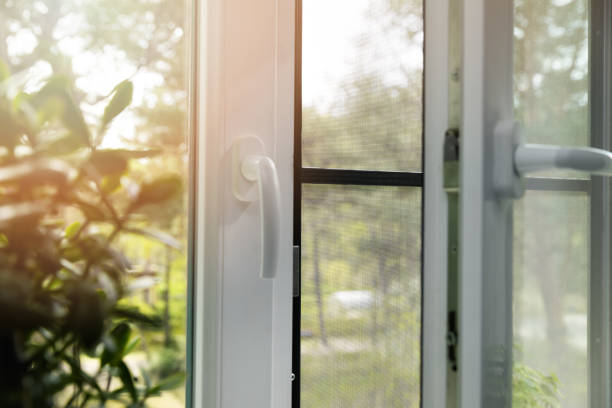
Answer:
[301, 0, 423, 172]
[300, 184, 422, 408]
[513, 191, 589, 407]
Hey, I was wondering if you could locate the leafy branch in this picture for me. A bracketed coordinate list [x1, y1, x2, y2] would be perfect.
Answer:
[0, 63, 184, 407]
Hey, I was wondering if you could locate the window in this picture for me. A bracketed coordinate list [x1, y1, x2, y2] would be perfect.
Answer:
[513, 0, 600, 405]
[294, 0, 424, 406]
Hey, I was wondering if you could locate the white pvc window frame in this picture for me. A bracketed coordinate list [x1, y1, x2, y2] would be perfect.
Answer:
[185, 0, 612, 406]
[189, 0, 455, 405]
[459, 0, 612, 407]
[422, 0, 450, 405]
[190, 0, 295, 407]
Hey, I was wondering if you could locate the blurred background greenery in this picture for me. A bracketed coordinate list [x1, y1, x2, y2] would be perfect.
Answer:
[0, 0, 190, 406]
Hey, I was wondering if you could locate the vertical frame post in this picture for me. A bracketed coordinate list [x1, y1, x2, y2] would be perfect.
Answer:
[589, 0, 612, 406]
[186, 0, 200, 406]
[423, 0, 450, 405]
[291, 0, 302, 406]
[192, 0, 295, 406]
[460, 0, 514, 406]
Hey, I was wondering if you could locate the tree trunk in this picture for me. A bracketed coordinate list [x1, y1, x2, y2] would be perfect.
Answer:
[380, 254, 390, 345]
[534, 264, 565, 348]
[313, 233, 328, 346]
[370, 276, 379, 347]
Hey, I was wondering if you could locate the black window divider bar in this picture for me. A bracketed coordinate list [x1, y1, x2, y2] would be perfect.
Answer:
[301, 167, 425, 187]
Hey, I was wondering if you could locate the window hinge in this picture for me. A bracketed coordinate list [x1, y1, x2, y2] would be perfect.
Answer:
[293, 245, 300, 297]
[444, 128, 460, 193]
[447, 310, 459, 372]
[445, 128, 460, 375]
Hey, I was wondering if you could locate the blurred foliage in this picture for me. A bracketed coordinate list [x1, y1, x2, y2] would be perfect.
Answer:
[0, 0, 190, 406]
[513, 364, 561, 408]
[0, 66, 183, 406]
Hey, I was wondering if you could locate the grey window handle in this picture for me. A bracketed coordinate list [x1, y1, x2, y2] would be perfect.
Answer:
[515, 144, 612, 176]
[493, 120, 612, 198]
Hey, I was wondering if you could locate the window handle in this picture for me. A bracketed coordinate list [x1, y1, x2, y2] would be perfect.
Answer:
[515, 144, 612, 176]
[493, 120, 612, 198]
[240, 154, 281, 279]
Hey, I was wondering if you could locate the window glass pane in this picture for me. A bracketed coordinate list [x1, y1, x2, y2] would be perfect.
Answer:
[0, 1, 190, 406]
[301, 184, 421, 407]
[513, 191, 588, 407]
[514, 0, 589, 178]
[301, 0, 423, 172]
[512, 1, 590, 405]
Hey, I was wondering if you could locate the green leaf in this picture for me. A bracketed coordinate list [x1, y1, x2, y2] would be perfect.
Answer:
[101, 174, 122, 194]
[117, 360, 137, 402]
[74, 200, 108, 221]
[42, 133, 88, 155]
[111, 306, 163, 328]
[33, 76, 91, 145]
[35, 94, 64, 125]
[124, 337, 141, 356]
[101, 322, 132, 367]
[146, 372, 186, 396]
[0, 233, 7, 248]
[90, 150, 128, 176]
[43, 372, 75, 396]
[132, 175, 182, 209]
[65, 221, 82, 240]
[124, 227, 182, 249]
[67, 284, 105, 348]
[100, 80, 133, 133]
[61, 245, 84, 262]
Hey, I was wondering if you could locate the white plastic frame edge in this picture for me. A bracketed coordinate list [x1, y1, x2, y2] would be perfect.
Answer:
[192, 0, 295, 406]
[422, 0, 450, 405]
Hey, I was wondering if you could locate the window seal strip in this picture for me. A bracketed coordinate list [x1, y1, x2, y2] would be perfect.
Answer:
[524, 177, 590, 193]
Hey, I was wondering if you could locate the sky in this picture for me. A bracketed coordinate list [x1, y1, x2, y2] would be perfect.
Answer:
[302, 0, 423, 110]
[302, 0, 372, 107]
